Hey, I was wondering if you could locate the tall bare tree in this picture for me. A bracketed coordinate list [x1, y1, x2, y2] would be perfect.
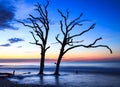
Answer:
[54, 9, 112, 75]
[18, 1, 50, 74]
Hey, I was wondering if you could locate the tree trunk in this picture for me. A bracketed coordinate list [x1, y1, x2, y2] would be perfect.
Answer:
[55, 36, 66, 75]
[54, 57, 61, 75]
[39, 53, 45, 74]
[54, 52, 63, 75]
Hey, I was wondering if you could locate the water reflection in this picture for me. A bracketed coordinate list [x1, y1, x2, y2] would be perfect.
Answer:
[54, 75, 59, 85]
[39, 75, 44, 85]
[38, 75, 60, 86]
[9, 74, 61, 86]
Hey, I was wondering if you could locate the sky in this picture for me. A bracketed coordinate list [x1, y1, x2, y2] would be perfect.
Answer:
[0, 0, 120, 61]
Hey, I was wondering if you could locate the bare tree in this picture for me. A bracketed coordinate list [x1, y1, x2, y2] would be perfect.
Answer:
[54, 9, 112, 75]
[18, 1, 50, 74]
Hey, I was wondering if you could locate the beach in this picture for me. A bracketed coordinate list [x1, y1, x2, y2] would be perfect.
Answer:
[0, 61, 120, 87]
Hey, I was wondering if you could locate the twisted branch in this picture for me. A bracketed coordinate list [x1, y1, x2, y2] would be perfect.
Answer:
[63, 37, 112, 55]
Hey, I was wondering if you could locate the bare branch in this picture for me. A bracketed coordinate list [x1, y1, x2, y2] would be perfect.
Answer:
[68, 13, 83, 28]
[29, 14, 39, 21]
[67, 39, 73, 46]
[44, 0, 49, 20]
[35, 3, 49, 32]
[44, 0, 49, 10]
[81, 44, 112, 54]
[67, 39, 84, 46]
[63, 37, 112, 55]
[17, 20, 34, 28]
[36, 2, 46, 19]
[68, 19, 92, 32]
[30, 31, 37, 41]
[45, 46, 50, 52]
[78, 23, 95, 35]
[58, 9, 68, 28]
[29, 14, 45, 24]
[27, 18, 36, 30]
[28, 14, 47, 44]
[29, 42, 42, 47]
[90, 45, 112, 54]
[34, 23, 44, 36]
[68, 40, 84, 44]
[29, 31, 43, 47]
[89, 37, 102, 46]
[69, 23, 96, 39]
[68, 22, 83, 32]
[57, 9, 66, 20]
[60, 20, 65, 35]
[28, 17, 44, 35]
[27, 18, 43, 40]
[55, 34, 62, 45]
[66, 9, 69, 19]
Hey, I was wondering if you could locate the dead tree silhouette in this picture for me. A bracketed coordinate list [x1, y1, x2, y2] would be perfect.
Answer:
[18, 1, 50, 74]
[54, 9, 112, 75]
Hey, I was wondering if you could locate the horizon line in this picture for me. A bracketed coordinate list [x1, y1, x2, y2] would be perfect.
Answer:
[0, 57, 120, 63]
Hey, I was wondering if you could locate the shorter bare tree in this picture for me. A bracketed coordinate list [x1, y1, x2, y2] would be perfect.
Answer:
[54, 9, 112, 75]
[18, 1, 50, 74]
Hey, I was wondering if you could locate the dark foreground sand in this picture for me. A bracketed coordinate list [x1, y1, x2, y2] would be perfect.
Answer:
[0, 78, 39, 87]
[0, 78, 58, 87]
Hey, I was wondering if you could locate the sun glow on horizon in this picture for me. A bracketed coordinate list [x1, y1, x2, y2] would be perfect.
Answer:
[0, 45, 119, 61]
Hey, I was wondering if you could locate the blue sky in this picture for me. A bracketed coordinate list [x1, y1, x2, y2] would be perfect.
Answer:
[0, 0, 120, 61]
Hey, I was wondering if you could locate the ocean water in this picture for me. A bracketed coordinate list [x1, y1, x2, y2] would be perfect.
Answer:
[0, 61, 120, 75]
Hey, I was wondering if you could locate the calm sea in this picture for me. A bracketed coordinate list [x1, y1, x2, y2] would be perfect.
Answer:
[0, 61, 120, 75]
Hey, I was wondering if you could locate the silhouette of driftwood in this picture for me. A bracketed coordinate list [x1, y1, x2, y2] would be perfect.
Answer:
[18, 1, 50, 74]
[0, 70, 16, 78]
[0, 73, 13, 78]
[54, 9, 112, 75]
